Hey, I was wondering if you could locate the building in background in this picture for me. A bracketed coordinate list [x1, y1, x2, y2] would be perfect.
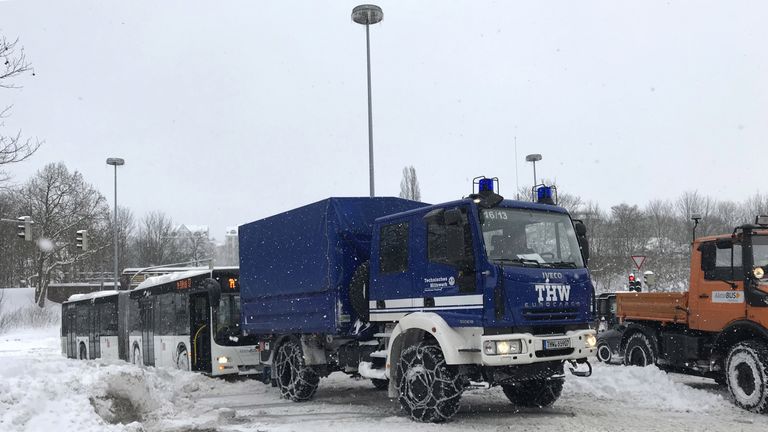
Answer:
[215, 227, 239, 266]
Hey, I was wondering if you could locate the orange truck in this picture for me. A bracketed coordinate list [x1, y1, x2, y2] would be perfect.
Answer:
[615, 216, 768, 413]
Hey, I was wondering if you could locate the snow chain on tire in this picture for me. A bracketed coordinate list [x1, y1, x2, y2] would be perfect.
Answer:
[726, 339, 768, 413]
[275, 339, 319, 402]
[397, 341, 464, 422]
[623, 332, 657, 367]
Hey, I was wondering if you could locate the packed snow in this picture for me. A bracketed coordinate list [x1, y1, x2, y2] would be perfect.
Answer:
[1, 323, 766, 432]
[0, 287, 764, 431]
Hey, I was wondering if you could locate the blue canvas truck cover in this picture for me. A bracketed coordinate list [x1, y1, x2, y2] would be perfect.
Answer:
[239, 197, 427, 335]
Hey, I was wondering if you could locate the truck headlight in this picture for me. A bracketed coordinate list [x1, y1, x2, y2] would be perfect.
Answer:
[483, 340, 523, 355]
[217, 356, 229, 364]
[585, 334, 597, 348]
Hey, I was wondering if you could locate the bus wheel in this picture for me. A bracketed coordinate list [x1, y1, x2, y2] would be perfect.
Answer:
[623, 332, 657, 367]
[275, 339, 319, 402]
[176, 345, 190, 371]
[79, 342, 87, 360]
[397, 341, 464, 422]
[726, 340, 768, 413]
[133, 345, 143, 366]
[502, 378, 564, 408]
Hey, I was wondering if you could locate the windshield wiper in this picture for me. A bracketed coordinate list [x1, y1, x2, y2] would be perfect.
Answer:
[549, 261, 578, 268]
[494, 258, 542, 267]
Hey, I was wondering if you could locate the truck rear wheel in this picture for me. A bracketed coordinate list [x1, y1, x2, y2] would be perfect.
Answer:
[623, 332, 657, 367]
[349, 261, 370, 321]
[725, 340, 768, 413]
[274, 339, 319, 402]
[397, 341, 463, 422]
[501, 378, 564, 408]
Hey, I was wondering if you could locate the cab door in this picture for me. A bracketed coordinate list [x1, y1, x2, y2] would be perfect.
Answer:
[190, 293, 211, 372]
[418, 206, 483, 327]
[689, 240, 747, 331]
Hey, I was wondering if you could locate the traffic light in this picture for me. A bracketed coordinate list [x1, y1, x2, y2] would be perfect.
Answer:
[75, 230, 88, 251]
[16, 216, 31, 241]
[628, 274, 642, 292]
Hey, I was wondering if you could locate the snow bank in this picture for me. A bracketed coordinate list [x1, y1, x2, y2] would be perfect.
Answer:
[564, 362, 726, 413]
[0, 326, 228, 432]
[1, 326, 761, 432]
[0, 289, 59, 334]
[0, 288, 36, 312]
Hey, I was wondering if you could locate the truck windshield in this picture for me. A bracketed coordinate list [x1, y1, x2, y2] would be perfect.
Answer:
[754, 235, 768, 267]
[479, 208, 585, 268]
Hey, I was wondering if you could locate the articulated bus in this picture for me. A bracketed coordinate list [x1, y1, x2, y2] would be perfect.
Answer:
[61, 267, 262, 376]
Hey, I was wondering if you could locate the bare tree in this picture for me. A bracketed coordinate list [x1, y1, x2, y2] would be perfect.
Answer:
[15, 163, 110, 306]
[134, 211, 182, 266]
[399, 166, 421, 201]
[0, 35, 40, 183]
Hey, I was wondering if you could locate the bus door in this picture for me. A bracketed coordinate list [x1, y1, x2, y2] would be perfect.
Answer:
[89, 303, 99, 359]
[139, 298, 155, 366]
[190, 293, 211, 373]
[65, 306, 77, 358]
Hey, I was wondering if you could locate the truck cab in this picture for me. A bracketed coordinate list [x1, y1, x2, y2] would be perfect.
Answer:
[616, 218, 768, 414]
[365, 182, 596, 420]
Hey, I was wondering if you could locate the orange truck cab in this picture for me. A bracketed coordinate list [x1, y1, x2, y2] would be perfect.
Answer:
[616, 217, 768, 414]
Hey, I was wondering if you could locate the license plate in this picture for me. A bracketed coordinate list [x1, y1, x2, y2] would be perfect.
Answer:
[543, 338, 570, 350]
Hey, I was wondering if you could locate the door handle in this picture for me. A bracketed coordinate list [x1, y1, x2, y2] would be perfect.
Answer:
[699, 294, 710, 299]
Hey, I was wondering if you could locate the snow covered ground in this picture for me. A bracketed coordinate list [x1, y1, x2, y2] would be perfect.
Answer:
[1, 325, 766, 432]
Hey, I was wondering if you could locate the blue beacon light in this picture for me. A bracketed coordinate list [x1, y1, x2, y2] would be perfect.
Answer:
[478, 178, 494, 193]
[537, 186, 553, 203]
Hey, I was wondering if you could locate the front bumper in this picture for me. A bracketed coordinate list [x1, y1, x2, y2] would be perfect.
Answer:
[481, 329, 596, 366]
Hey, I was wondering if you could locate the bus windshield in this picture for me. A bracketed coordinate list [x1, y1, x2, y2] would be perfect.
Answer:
[215, 293, 241, 344]
[479, 208, 584, 268]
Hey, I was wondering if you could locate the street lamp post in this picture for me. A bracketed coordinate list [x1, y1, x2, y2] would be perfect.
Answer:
[352, 4, 383, 198]
[106, 157, 125, 290]
[525, 153, 542, 187]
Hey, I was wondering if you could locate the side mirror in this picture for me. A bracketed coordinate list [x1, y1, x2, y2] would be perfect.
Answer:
[574, 220, 587, 237]
[574, 221, 590, 266]
[204, 278, 221, 306]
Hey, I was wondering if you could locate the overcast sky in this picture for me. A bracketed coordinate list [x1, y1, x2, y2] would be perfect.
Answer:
[2, 1, 766, 240]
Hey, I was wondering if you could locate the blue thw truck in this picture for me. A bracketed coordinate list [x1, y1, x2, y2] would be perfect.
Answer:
[238, 180, 596, 422]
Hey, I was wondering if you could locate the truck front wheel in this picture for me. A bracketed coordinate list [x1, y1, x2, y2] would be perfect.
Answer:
[397, 341, 464, 422]
[596, 341, 612, 363]
[274, 339, 319, 402]
[726, 340, 768, 413]
[501, 378, 564, 408]
[623, 332, 657, 367]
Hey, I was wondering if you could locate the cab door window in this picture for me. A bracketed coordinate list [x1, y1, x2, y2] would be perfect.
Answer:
[379, 222, 409, 274]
